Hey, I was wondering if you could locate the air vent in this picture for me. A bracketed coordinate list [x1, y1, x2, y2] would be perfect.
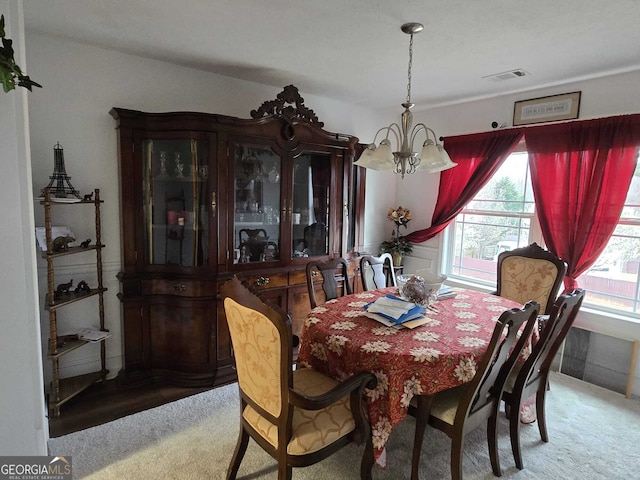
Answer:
[482, 69, 530, 82]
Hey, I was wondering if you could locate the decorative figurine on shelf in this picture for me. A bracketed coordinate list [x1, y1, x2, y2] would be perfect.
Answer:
[52, 235, 75, 252]
[74, 280, 90, 294]
[80, 239, 92, 248]
[39, 143, 81, 199]
[174, 153, 184, 178]
[159, 151, 169, 177]
[55, 279, 73, 299]
[83, 192, 94, 201]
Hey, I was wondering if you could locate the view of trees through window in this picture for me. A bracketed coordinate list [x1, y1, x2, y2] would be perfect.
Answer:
[451, 152, 534, 283]
[448, 150, 640, 316]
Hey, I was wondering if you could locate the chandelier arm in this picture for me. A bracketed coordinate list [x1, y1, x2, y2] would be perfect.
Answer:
[379, 124, 402, 149]
[409, 124, 428, 148]
[424, 126, 438, 142]
[410, 124, 438, 146]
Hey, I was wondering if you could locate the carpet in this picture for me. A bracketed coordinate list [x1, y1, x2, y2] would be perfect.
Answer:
[48, 372, 640, 479]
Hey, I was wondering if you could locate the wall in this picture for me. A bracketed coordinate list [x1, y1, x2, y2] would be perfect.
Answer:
[25, 32, 381, 384]
[0, 0, 48, 455]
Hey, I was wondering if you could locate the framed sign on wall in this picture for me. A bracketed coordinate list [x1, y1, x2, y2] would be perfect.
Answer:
[513, 91, 581, 126]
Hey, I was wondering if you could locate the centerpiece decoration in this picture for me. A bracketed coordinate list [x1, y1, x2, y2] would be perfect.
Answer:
[380, 206, 413, 266]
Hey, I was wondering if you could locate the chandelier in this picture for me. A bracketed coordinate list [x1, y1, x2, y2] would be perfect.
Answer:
[354, 23, 457, 178]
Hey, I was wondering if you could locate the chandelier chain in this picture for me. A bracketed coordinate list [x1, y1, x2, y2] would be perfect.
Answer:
[406, 33, 414, 104]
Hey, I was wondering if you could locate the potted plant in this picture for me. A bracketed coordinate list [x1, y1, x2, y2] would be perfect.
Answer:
[0, 15, 41, 92]
[380, 206, 413, 266]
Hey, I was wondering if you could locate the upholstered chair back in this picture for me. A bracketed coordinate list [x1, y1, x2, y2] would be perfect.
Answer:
[224, 297, 283, 417]
[496, 243, 567, 314]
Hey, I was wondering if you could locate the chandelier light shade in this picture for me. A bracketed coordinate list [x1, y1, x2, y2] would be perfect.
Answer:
[354, 22, 457, 178]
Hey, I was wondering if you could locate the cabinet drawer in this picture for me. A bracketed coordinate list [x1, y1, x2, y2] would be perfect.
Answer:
[288, 270, 308, 285]
[242, 272, 288, 290]
[141, 279, 216, 297]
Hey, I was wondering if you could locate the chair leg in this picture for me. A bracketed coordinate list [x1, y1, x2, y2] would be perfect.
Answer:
[276, 447, 292, 480]
[488, 412, 502, 476]
[536, 388, 549, 442]
[411, 395, 433, 480]
[509, 399, 524, 470]
[277, 463, 292, 480]
[226, 428, 249, 480]
[450, 434, 465, 480]
[360, 434, 375, 480]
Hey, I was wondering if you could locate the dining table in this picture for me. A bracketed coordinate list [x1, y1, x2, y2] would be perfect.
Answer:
[298, 286, 534, 471]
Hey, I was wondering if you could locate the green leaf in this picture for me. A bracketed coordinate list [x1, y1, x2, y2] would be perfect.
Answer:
[0, 14, 41, 93]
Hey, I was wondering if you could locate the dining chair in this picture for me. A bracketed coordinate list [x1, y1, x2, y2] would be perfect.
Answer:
[306, 257, 352, 309]
[220, 276, 377, 480]
[495, 242, 567, 315]
[359, 253, 396, 291]
[410, 300, 540, 480]
[500, 288, 585, 470]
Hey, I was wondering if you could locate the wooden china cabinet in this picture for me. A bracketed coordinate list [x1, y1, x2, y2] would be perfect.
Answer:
[111, 86, 365, 387]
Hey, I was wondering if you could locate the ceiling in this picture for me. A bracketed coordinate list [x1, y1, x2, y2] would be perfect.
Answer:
[23, 0, 640, 110]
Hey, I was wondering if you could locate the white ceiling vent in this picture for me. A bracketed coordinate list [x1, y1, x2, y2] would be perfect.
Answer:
[482, 69, 530, 82]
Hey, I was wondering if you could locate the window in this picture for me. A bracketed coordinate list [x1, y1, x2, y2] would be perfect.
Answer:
[576, 161, 640, 313]
[446, 150, 640, 317]
[448, 151, 541, 286]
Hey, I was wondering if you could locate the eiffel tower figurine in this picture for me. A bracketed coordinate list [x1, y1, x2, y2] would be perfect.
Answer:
[40, 142, 81, 199]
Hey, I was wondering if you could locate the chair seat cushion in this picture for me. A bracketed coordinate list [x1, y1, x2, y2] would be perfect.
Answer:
[428, 384, 467, 426]
[243, 367, 355, 455]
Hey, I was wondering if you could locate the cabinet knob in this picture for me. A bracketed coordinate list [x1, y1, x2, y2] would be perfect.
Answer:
[172, 283, 187, 292]
[211, 192, 217, 216]
[254, 276, 270, 287]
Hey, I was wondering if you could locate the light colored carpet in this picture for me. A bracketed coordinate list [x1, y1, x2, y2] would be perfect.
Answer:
[48, 372, 640, 479]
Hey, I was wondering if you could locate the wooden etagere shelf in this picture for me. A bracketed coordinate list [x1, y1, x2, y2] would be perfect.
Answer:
[41, 188, 109, 417]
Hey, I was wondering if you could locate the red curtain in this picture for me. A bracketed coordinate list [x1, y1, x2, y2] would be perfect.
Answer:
[405, 130, 523, 243]
[526, 114, 640, 290]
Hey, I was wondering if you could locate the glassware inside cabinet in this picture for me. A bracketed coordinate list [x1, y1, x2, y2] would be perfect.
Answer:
[233, 143, 281, 264]
[292, 153, 331, 258]
[143, 138, 209, 267]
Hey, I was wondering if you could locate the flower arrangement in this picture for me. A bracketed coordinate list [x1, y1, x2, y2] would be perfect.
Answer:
[380, 206, 413, 258]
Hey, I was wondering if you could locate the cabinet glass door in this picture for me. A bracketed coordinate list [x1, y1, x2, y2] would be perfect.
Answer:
[233, 143, 281, 264]
[143, 138, 209, 266]
[292, 153, 331, 258]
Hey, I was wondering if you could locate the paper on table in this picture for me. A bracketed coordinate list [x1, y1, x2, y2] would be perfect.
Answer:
[366, 295, 415, 320]
[362, 311, 429, 329]
[364, 295, 426, 325]
[437, 285, 457, 300]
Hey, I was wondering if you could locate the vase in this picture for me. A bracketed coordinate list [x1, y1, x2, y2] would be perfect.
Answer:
[392, 251, 403, 267]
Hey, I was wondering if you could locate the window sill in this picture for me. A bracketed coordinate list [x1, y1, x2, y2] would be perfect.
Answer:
[575, 306, 640, 341]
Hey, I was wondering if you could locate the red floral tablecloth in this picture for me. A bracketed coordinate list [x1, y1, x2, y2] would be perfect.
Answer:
[298, 287, 527, 464]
